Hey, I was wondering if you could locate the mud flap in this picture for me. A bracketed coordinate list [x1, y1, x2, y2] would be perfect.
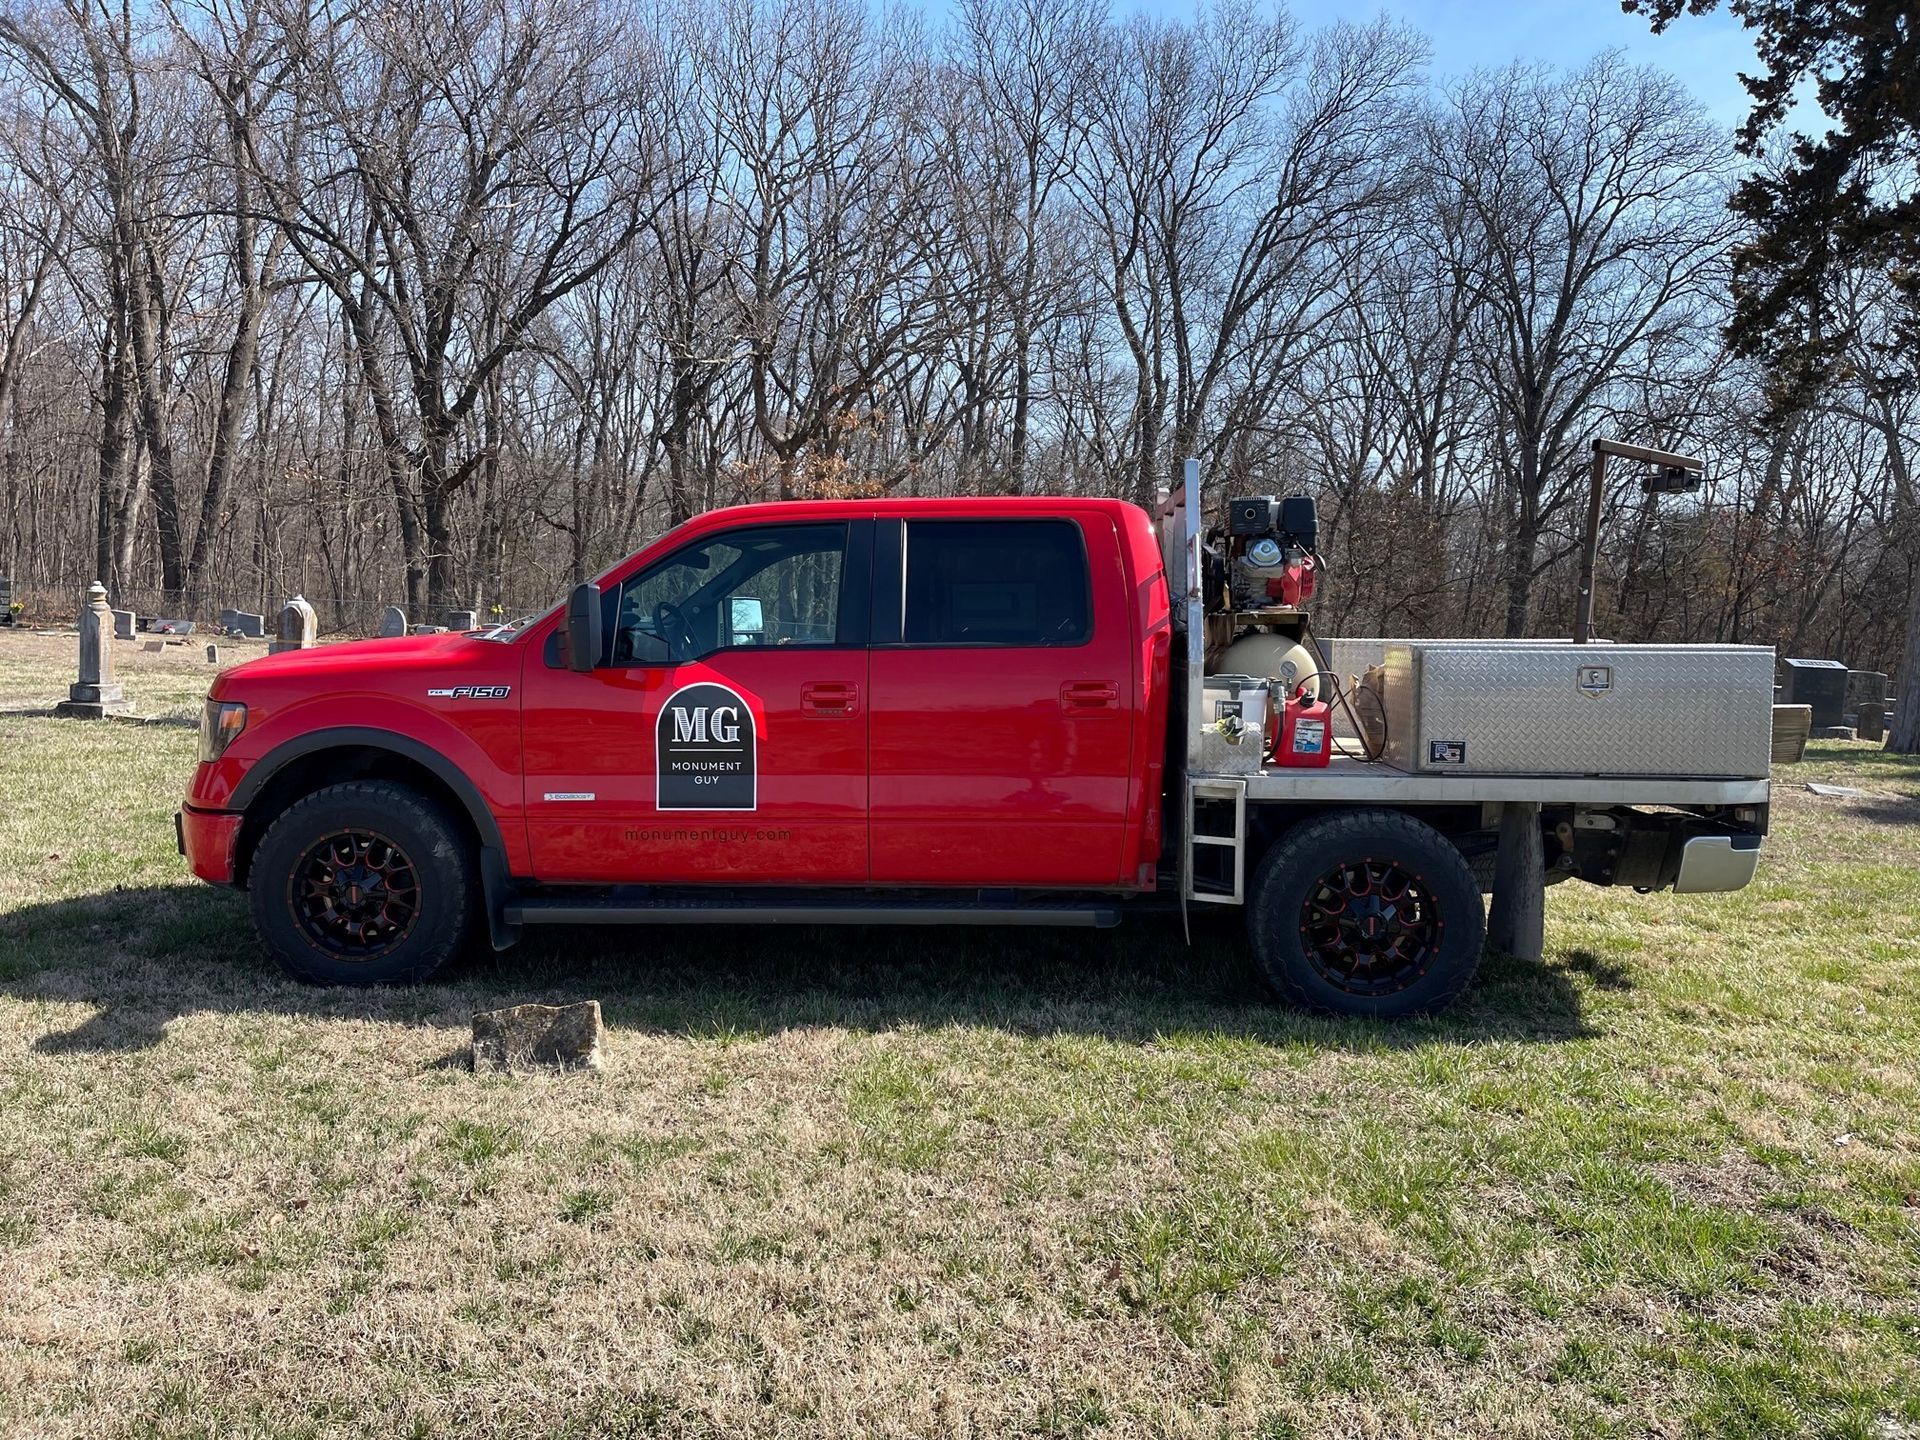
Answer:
[479, 844, 522, 952]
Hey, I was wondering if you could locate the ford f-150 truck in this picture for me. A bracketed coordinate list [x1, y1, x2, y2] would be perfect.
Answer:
[178, 461, 1772, 1017]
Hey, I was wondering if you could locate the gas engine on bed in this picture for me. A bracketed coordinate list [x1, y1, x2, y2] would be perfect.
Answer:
[1197, 491, 1338, 771]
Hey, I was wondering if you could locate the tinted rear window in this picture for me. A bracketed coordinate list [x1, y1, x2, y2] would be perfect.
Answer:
[902, 520, 1091, 646]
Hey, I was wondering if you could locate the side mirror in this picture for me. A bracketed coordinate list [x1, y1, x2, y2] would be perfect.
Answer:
[566, 582, 602, 672]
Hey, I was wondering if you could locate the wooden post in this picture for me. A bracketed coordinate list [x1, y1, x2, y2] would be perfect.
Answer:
[1573, 448, 1606, 644]
[1575, 438, 1704, 644]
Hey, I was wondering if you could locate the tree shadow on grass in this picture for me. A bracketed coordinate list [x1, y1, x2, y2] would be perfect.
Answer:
[4, 883, 1603, 1055]
[1836, 795, 1920, 828]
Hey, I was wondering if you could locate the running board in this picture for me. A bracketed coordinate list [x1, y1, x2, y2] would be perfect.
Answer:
[505, 895, 1122, 928]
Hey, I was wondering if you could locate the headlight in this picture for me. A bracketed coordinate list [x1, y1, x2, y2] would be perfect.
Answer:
[199, 700, 247, 762]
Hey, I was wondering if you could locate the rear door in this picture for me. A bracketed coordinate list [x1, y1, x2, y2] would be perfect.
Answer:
[866, 513, 1135, 887]
[521, 520, 871, 884]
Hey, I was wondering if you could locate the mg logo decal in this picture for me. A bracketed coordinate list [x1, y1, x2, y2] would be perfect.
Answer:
[656, 682, 757, 811]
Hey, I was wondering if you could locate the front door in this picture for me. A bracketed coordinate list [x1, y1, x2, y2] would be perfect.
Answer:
[866, 514, 1135, 887]
[522, 520, 870, 884]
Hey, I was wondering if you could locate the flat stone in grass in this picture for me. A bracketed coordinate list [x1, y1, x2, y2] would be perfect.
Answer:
[472, 1001, 604, 1073]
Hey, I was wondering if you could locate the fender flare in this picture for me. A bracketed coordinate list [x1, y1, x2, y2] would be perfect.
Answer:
[229, 726, 521, 950]
[230, 725, 508, 853]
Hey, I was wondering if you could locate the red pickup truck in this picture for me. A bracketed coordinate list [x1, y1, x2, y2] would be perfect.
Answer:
[179, 484, 1769, 1017]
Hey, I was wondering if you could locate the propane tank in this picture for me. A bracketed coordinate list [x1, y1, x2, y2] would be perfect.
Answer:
[1219, 632, 1321, 702]
[1274, 685, 1333, 768]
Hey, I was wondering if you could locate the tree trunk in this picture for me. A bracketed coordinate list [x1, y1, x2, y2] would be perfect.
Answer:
[187, 168, 273, 608]
[1502, 516, 1537, 638]
[1890, 573, 1920, 754]
[94, 295, 131, 589]
[423, 440, 456, 617]
[125, 243, 187, 604]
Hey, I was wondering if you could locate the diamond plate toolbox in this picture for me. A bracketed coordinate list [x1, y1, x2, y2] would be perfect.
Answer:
[1380, 642, 1775, 778]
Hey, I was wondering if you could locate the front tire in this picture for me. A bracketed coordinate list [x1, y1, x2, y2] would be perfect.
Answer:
[1247, 809, 1485, 1018]
[248, 780, 475, 986]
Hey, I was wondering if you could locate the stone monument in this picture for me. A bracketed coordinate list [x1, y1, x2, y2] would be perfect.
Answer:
[379, 605, 408, 638]
[55, 582, 132, 718]
[112, 607, 136, 640]
[446, 609, 478, 631]
[270, 595, 318, 654]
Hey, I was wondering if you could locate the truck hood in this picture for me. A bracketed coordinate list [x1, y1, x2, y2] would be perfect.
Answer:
[214, 629, 495, 686]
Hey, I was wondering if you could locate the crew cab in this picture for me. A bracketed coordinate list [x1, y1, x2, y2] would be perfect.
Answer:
[179, 474, 1770, 1017]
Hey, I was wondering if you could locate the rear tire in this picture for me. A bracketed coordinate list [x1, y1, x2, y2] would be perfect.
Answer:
[1247, 809, 1485, 1018]
[248, 780, 475, 986]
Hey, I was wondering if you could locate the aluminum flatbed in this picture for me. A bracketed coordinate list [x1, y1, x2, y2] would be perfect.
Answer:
[1197, 754, 1770, 808]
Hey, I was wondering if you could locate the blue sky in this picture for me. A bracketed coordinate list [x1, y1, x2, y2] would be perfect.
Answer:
[1123, 0, 1766, 129]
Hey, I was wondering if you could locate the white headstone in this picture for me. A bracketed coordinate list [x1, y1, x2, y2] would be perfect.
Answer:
[379, 605, 408, 638]
[112, 608, 136, 640]
[270, 595, 318, 654]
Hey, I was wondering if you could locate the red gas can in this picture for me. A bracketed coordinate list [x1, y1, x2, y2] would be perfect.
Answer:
[1273, 688, 1333, 768]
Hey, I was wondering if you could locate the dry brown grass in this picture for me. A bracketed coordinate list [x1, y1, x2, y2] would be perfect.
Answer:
[1, 630, 1916, 1438]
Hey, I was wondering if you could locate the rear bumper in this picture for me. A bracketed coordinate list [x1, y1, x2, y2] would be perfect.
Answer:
[1673, 834, 1762, 894]
[178, 805, 243, 886]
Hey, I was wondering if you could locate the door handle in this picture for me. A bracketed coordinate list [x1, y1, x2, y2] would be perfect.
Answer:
[1060, 681, 1118, 715]
[801, 681, 859, 717]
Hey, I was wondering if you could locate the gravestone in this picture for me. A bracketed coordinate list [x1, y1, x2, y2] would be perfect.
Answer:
[205, 643, 220, 665]
[54, 583, 131, 718]
[445, 609, 478, 631]
[412, 624, 447, 635]
[112, 608, 136, 640]
[1772, 704, 1813, 765]
[270, 595, 318, 654]
[1857, 702, 1886, 743]
[379, 605, 407, 638]
[221, 609, 265, 638]
[1846, 670, 1890, 714]
[1780, 658, 1848, 729]
[0, 574, 13, 625]
[151, 618, 194, 636]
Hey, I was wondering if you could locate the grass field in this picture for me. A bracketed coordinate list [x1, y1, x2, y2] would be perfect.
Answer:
[1, 631, 1917, 1438]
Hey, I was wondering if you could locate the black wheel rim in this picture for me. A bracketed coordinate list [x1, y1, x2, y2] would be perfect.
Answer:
[291, 829, 421, 959]
[1298, 856, 1444, 997]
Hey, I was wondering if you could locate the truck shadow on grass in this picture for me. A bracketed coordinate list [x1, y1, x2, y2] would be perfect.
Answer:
[5, 884, 1605, 1055]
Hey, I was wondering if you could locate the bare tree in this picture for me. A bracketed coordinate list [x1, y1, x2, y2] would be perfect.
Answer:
[1429, 54, 1734, 635]
[246, 0, 669, 611]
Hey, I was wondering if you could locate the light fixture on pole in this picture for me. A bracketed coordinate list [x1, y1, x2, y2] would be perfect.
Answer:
[1574, 437, 1704, 644]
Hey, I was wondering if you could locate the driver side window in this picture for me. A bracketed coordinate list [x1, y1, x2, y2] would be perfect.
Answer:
[613, 523, 847, 664]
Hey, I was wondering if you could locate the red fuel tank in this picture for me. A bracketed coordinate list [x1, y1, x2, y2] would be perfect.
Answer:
[1273, 688, 1332, 768]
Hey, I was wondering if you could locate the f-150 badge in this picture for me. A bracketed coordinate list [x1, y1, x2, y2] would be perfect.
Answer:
[657, 682, 757, 811]
[427, 685, 512, 699]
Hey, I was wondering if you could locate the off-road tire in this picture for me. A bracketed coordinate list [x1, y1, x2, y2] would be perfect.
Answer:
[1247, 808, 1485, 1018]
[248, 780, 475, 986]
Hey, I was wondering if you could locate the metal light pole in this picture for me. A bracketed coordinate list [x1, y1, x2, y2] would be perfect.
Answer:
[1573, 437, 1704, 644]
